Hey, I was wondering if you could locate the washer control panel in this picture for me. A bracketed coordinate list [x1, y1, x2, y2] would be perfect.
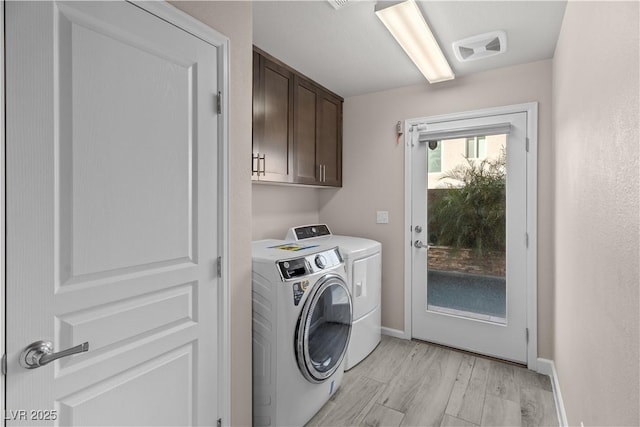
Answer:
[278, 258, 307, 280]
[277, 247, 342, 280]
[315, 254, 327, 269]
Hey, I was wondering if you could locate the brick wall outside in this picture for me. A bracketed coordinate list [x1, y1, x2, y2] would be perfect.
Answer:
[427, 246, 505, 277]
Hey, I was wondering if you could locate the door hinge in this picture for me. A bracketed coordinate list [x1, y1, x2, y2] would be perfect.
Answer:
[525, 137, 530, 152]
[526, 328, 529, 343]
[217, 418, 222, 427]
[2, 353, 6, 375]
[216, 91, 222, 115]
[216, 256, 222, 278]
[525, 232, 529, 248]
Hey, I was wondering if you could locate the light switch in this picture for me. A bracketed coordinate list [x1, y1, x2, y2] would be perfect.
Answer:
[376, 211, 389, 224]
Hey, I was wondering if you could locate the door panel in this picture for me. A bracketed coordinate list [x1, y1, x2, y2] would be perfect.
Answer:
[317, 95, 342, 187]
[66, 13, 194, 277]
[263, 65, 291, 175]
[62, 17, 195, 278]
[57, 345, 194, 426]
[6, 1, 218, 425]
[254, 56, 293, 182]
[293, 78, 318, 184]
[411, 112, 528, 363]
[56, 283, 196, 372]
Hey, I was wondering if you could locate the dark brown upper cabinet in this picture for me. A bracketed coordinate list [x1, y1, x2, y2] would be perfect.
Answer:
[253, 47, 343, 187]
[316, 91, 342, 187]
[252, 50, 294, 183]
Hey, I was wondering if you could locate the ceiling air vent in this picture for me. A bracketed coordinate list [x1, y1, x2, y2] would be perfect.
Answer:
[327, 0, 350, 10]
[452, 31, 507, 62]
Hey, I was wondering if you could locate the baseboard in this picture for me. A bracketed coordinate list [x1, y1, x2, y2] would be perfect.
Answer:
[537, 358, 568, 427]
[381, 326, 409, 339]
[536, 358, 554, 376]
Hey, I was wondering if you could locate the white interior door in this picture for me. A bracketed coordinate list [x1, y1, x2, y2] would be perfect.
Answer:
[410, 112, 528, 363]
[6, 1, 220, 425]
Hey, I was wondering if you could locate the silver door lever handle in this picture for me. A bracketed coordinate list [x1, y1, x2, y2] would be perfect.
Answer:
[20, 340, 89, 369]
[414, 240, 430, 249]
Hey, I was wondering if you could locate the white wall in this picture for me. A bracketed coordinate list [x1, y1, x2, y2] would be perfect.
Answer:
[168, 2, 253, 426]
[252, 185, 322, 240]
[552, 2, 639, 425]
[319, 59, 555, 358]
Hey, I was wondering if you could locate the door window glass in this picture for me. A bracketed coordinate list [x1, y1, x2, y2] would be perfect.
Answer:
[427, 134, 507, 323]
[300, 280, 351, 380]
[428, 141, 442, 173]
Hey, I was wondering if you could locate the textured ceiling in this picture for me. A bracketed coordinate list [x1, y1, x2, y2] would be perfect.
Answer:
[253, 1, 567, 97]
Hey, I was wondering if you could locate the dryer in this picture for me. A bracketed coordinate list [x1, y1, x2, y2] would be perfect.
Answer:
[285, 225, 382, 370]
[252, 239, 353, 427]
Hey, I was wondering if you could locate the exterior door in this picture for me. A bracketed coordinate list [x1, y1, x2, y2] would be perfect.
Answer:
[6, 1, 220, 425]
[410, 112, 529, 363]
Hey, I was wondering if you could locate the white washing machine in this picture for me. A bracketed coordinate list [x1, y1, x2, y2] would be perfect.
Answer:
[285, 225, 381, 370]
[252, 239, 353, 427]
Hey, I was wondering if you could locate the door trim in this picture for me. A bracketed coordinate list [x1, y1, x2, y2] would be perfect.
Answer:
[1, 0, 6, 414]
[0, 0, 232, 424]
[403, 103, 538, 370]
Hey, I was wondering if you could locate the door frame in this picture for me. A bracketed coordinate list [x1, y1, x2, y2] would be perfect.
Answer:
[403, 103, 538, 370]
[1, 0, 6, 414]
[0, 1, 232, 424]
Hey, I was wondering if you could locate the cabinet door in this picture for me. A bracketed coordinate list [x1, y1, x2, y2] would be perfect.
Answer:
[253, 54, 293, 182]
[293, 77, 319, 184]
[252, 50, 261, 181]
[317, 93, 343, 187]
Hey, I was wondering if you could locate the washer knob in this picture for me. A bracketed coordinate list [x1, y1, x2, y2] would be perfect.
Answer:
[315, 254, 327, 269]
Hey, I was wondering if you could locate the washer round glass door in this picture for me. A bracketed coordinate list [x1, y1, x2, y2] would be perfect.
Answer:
[296, 274, 352, 383]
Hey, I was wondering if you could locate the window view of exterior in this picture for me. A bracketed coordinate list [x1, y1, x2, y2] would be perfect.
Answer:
[466, 136, 487, 159]
[428, 135, 505, 189]
[427, 141, 442, 173]
[426, 135, 507, 323]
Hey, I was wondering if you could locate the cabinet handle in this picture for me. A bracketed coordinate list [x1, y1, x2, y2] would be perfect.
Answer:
[322, 164, 326, 182]
[259, 154, 266, 176]
[252, 153, 259, 176]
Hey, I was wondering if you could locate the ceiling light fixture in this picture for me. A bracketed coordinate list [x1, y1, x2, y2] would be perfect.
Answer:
[375, 0, 454, 84]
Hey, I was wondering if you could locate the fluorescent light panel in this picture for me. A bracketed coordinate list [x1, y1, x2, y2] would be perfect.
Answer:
[375, 0, 454, 83]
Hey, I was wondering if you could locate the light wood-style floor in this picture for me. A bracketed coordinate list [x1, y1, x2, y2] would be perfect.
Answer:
[307, 336, 558, 427]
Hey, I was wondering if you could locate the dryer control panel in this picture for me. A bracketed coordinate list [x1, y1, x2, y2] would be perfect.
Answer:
[286, 224, 331, 241]
[277, 247, 342, 280]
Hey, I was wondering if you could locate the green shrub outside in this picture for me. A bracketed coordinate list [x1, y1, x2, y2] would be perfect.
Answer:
[428, 149, 506, 255]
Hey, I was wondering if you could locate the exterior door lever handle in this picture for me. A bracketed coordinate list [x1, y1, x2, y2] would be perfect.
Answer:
[414, 240, 430, 249]
[20, 340, 89, 369]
